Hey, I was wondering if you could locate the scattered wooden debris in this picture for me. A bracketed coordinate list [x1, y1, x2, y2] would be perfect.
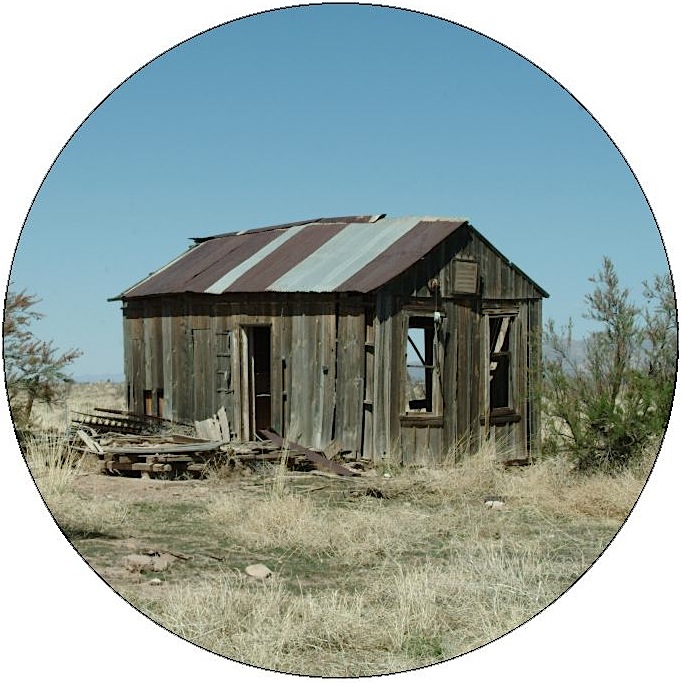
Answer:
[76, 431, 227, 477]
[74, 413, 364, 480]
[72, 408, 191, 435]
[76, 429, 103, 455]
[195, 407, 232, 442]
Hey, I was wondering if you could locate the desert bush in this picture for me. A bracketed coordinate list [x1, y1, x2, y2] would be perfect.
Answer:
[542, 258, 676, 471]
[4, 288, 81, 435]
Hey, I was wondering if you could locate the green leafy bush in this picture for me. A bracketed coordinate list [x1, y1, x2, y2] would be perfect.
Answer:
[542, 258, 676, 471]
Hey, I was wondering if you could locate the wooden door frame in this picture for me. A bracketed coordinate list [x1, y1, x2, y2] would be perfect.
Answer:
[238, 324, 272, 440]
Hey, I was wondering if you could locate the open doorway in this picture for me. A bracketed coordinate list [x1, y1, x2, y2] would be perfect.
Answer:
[243, 326, 272, 437]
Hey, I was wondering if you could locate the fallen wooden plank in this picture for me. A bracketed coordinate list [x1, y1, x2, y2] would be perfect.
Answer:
[131, 462, 173, 472]
[144, 455, 194, 463]
[103, 433, 211, 445]
[195, 420, 210, 440]
[104, 440, 224, 455]
[103, 461, 172, 473]
[217, 407, 231, 442]
[77, 429, 103, 455]
[260, 430, 358, 477]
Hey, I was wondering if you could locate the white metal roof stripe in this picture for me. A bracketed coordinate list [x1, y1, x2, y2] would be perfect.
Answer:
[204, 223, 311, 294]
[268, 216, 422, 292]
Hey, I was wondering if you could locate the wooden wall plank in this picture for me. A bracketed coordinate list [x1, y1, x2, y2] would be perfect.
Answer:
[318, 304, 337, 448]
[362, 310, 375, 460]
[336, 305, 365, 455]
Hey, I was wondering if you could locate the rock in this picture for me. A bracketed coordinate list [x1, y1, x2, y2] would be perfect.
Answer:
[150, 553, 176, 571]
[123, 554, 157, 572]
[245, 563, 273, 579]
[123, 551, 177, 573]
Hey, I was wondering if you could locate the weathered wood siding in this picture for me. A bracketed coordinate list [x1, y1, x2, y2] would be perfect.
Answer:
[335, 304, 365, 453]
[364, 224, 544, 463]
[124, 295, 369, 452]
[121, 225, 544, 463]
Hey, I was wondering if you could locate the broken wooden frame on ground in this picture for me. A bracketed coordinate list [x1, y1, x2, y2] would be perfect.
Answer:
[75, 410, 360, 478]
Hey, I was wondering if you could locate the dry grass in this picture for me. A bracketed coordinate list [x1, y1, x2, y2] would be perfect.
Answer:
[30, 381, 126, 431]
[17, 383, 653, 676]
[132, 443, 644, 675]
[24, 433, 131, 538]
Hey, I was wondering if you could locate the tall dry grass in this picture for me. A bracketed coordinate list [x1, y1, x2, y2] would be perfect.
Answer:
[152, 440, 649, 675]
[18, 389, 652, 676]
[133, 536, 577, 676]
[24, 434, 130, 538]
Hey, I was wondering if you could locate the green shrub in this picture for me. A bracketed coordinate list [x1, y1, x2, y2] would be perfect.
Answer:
[542, 258, 676, 471]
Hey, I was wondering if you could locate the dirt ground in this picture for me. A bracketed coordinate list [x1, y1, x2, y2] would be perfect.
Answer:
[72, 469, 217, 503]
[66, 467, 371, 599]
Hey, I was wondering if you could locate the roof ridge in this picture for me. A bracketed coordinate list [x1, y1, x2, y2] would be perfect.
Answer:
[191, 215, 380, 243]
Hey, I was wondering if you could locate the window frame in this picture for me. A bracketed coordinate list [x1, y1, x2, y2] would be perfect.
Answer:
[402, 310, 444, 420]
[484, 308, 521, 424]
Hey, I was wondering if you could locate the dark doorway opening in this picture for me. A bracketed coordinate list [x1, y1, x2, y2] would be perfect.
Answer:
[248, 326, 272, 436]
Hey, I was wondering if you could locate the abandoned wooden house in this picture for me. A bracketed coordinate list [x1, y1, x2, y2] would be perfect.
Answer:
[113, 215, 548, 463]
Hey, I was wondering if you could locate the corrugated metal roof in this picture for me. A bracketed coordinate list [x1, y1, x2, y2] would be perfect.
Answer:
[270, 216, 422, 292]
[119, 215, 474, 298]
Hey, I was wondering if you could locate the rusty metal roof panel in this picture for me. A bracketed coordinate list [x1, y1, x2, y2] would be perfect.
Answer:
[337, 219, 467, 292]
[118, 215, 474, 299]
[121, 228, 285, 298]
[223, 221, 350, 292]
[267, 216, 423, 293]
[205, 223, 311, 294]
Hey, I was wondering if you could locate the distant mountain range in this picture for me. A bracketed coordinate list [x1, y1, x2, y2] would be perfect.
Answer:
[73, 373, 125, 383]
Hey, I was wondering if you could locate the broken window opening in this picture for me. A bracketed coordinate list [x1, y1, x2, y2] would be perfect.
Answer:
[405, 315, 439, 414]
[489, 315, 512, 413]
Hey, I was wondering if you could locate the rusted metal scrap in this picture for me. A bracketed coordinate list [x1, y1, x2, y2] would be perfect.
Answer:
[260, 430, 359, 477]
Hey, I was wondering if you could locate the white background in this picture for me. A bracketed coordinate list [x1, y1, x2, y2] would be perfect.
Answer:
[1, 2, 678, 681]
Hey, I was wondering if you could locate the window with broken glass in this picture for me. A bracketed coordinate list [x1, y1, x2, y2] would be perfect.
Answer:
[488, 314, 515, 417]
[404, 315, 441, 415]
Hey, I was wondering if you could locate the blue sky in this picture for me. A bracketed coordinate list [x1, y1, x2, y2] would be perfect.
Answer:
[8, 4, 667, 378]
